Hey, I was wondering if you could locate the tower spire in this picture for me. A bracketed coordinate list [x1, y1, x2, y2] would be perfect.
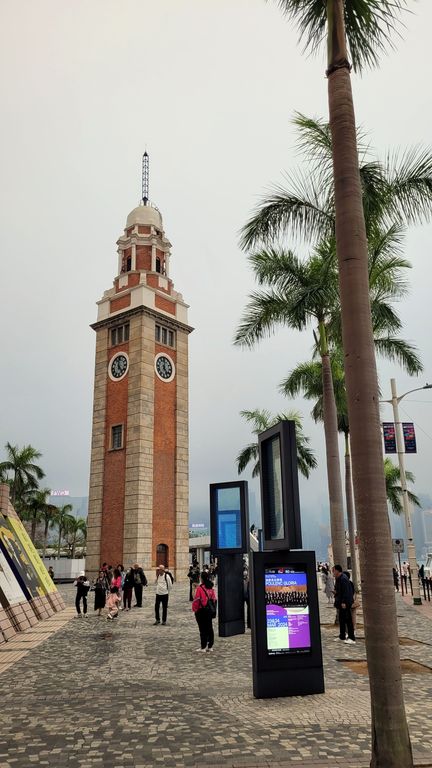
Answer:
[142, 151, 149, 205]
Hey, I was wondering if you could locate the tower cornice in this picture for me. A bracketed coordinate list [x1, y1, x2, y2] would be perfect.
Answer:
[90, 304, 194, 335]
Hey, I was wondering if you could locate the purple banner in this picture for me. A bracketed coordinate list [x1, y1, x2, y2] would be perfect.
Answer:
[402, 423, 417, 454]
[383, 422, 397, 454]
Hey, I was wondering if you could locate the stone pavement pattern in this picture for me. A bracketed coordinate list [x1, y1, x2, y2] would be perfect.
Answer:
[0, 583, 431, 768]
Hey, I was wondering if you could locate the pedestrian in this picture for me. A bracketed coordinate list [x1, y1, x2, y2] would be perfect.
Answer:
[132, 563, 147, 607]
[401, 561, 408, 592]
[322, 567, 335, 606]
[192, 570, 217, 652]
[187, 566, 195, 601]
[73, 570, 90, 618]
[94, 570, 107, 616]
[111, 567, 123, 608]
[123, 566, 135, 610]
[333, 564, 355, 644]
[48, 566, 55, 582]
[243, 566, 251, 629]
[393, 567, 400, 592]
[153, 564, 173, 625]
[107, 586, 120, 620]
[191, 564, 200, 599]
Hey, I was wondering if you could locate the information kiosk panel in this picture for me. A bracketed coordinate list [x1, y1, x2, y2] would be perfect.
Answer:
[250, 550, 324, 699]
[210, 481, 249, 556]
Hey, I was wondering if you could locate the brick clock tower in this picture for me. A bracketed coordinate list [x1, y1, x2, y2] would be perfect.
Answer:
[86, 155, 192, 579]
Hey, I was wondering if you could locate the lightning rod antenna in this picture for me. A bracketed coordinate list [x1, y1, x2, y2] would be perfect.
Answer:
[142, 151, 149, 205]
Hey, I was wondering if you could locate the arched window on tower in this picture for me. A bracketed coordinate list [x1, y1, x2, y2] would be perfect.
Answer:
[156, 543, 169, 568]
[155, 256, 161, 274]
[126, 255, 132, 271]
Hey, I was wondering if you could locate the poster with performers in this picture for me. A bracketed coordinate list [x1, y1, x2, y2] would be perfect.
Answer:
[402, 423, 417, 454]
[0, 511, 43, 599]
[383, 422, 397, 454]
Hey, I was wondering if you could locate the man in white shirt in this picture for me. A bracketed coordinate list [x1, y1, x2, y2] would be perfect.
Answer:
[153, 564, 173, 625]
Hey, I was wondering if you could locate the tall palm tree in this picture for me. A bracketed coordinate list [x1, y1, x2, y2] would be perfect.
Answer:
[55, 504, 74, 559]
[236, 408, 317, 479]
[235, 241, 348, 566]
[241, 75, 432, 764]
[0, 443, 45, 509]
[384, 458, 420, 515]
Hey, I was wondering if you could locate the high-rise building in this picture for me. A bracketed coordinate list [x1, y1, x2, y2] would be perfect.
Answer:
[86, 157, 192, 578]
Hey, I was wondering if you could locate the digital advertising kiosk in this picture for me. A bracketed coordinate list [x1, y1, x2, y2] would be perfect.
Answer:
[210, 481, 249, 637]
[251, 421, 325, 698]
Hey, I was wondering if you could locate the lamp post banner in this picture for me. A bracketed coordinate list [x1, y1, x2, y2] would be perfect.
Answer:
[402, 423, 417, 454]
[383, 422, 397, 454]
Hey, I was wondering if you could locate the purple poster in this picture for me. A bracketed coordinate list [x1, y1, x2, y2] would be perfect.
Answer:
[265, 568, 311, 655]
[383, 422, 397, 454]
[402, 423, 417, 454]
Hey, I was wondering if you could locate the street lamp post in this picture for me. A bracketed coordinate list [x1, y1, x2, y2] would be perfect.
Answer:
[383, 379, 432, 606]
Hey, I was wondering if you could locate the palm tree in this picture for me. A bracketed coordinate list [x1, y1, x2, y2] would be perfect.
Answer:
[241, 80, 432, 764]
[236, 408, 317, 479]
[65, 517, 87, 559]
[55, 504, 74, 559]
[40, 500, 61, 558]
[384, 458, 420, 515]
[235, 241, 349, 566]
[0, 443, 45, 509]
[22, 488, 56, 544]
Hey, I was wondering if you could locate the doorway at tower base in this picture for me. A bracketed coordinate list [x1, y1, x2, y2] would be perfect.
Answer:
[0, 484, 65, 644]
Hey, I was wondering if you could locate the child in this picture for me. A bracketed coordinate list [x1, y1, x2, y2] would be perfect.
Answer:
[107, 586, 120, 620]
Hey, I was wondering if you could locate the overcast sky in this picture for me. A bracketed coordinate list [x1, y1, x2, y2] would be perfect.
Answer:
[1, 0, 431, 524]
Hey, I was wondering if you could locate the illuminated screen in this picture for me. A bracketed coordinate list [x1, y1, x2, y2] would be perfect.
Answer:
[215, 487, 242, 550]
[262, 436, 284, 540]
[265, 568, 311, 655]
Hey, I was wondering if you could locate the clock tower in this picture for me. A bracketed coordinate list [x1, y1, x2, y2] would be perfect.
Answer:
[86, 155, 192, 579]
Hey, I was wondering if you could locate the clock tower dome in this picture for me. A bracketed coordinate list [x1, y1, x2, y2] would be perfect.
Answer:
[86, 155, 192, 579]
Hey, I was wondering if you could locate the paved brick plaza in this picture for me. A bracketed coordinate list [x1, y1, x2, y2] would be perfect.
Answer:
[0, 583, 431, 768]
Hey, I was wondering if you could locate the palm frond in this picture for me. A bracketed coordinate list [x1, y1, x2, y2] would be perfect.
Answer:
[374, 336, 423, 375]
[385, 146, 432, 225]
[234, 290, 298, 347]
[240, 178, 333, 250]
[274, 0, 409, 73]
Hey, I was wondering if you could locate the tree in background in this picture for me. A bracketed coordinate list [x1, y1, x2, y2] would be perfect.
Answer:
[64, 517, 87, 559]
[384, 458, 420, 516]
[0, 443, 45, 509]
[236, 408, 316, 479]
[55, 505, 74, 559]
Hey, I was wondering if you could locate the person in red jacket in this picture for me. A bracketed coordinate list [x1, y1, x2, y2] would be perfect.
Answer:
[192, 571, 217, 653]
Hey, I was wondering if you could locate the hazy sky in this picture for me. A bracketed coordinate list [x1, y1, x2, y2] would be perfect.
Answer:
[1, 1, 431, 524]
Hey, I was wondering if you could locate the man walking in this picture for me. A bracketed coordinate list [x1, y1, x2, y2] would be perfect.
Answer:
[333, 564, 355, 644]
[154, 565, 173, 625]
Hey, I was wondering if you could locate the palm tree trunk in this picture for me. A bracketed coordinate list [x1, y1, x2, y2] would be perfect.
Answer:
[344, 432, 359, 592]
[71, 532, 77, 560]
[43, 520, 49, 558]
[57, 524, 62, 559]
[319, 325, 346, 569]
[326, 2, 412, 765]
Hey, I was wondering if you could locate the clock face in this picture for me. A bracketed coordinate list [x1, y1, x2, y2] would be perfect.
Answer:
[155, 354, 175, 382]
[109, 353, 129, 381]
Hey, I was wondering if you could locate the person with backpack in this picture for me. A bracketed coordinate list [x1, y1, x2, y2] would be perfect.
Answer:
[132, 563, 147, 608]
[192, 570, 217, 652]
[153, 565, 173, 625]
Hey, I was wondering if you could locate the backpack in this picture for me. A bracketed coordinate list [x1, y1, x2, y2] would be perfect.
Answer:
[201, 587, 217, 619]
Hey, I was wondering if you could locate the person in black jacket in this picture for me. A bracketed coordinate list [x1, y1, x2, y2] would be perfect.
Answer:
[132, 563, 147, 607]
[333, 564, 356, 644]
[123, 567, 135, 610]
